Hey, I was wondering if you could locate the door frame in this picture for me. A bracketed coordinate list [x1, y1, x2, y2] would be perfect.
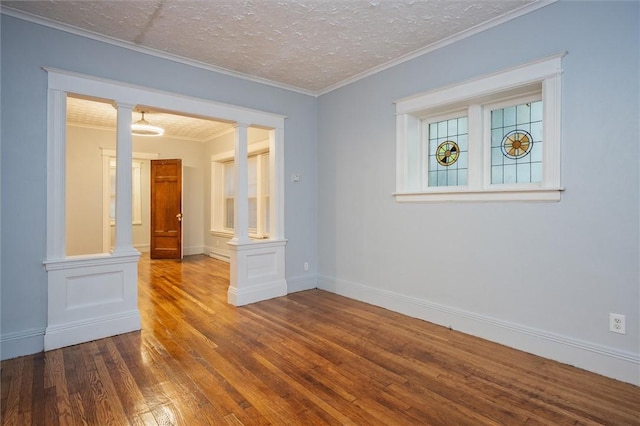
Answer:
[43, 68, 287, 351]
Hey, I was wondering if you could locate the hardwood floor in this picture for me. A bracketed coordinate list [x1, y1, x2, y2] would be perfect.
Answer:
[2, 254, 639, 425]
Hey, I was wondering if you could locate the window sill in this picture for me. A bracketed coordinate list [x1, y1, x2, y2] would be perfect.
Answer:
[393, 187, 564, 203]
[110, 221, 143, 226]
[210, 230, 270, 240]
[210, 230, 233, 238]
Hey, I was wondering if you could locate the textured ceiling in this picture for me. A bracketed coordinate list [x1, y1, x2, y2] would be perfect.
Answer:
[2, 0, 544, 94]
[67, 96, 233, 142]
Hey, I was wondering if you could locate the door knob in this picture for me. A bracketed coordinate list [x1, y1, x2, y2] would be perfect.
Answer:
[176, 213, 182, 222]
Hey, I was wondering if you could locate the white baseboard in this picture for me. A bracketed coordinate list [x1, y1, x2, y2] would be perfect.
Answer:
[287, 274, 318, 293]
[44, 310, 141, 351]
[0, 328, 46, 360]
[209, 249, 230, 262]
[317, 275, 640, 386]
[228, 279, 287, 306]
[184, 246, 205, 256]
[134, 244, 150, 253]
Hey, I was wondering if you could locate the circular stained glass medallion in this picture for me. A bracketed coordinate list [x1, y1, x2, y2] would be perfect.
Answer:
[501, 130, 533, 159]
[436, 140, 460, 166]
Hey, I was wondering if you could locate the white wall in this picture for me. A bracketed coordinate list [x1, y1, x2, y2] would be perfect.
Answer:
[133, 134, 207, 256]
[66, 125, 208, 256]
[317, 1, 639, 384]
[66, 126, 111, 255]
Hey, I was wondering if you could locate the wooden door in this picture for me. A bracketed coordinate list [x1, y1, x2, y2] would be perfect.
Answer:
[150, 159, 182, 259]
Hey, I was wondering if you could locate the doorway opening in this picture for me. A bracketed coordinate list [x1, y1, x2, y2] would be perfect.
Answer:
[45, 69, 287, 351]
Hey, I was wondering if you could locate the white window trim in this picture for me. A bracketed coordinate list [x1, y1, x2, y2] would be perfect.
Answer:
[211, 139, 270, 239]
[394, 52, 566, 202]
[100, 149, 158, 253]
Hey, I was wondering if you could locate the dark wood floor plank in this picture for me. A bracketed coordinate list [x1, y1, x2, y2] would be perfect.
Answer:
[45, 349, 74, 425]
[141, 338, 229, 425]
[250, 351, 368, 425]
[0, 359, 13, 420]
[29, 352, 46, 426]
[18, 355, 35, 425]
[99, 338, 156, 423]
[69, 391, 89, 425]
[2, 253, 639, 425]
[1, 357, 23, 426]
[78, 341, 127, 426]
[43, 386, 60, 426]
[137, 294, 267, 425]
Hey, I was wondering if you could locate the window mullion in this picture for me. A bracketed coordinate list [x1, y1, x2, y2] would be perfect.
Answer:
[394, 53, 564, 202]
[467, 104, 484, 190]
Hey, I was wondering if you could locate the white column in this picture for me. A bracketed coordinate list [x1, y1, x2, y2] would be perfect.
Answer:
[112, 102, 137, 255]
[468, 104, 483, 189]
[269, 127, 285, 240]
[46, 89, 67, 259]
[231, 123, 250, 243]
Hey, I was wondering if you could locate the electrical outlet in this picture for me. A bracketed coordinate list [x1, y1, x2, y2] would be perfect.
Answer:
[609, 313, 626, 334]
[303, 262, 309, 271]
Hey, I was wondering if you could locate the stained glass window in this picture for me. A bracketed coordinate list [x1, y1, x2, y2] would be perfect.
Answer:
[491, 100, 543, 184]
[428, 116, 468, 187]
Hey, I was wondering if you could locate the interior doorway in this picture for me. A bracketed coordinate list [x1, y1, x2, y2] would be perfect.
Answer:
[150, 159, 183, 259]
[46, 68, 287, 352]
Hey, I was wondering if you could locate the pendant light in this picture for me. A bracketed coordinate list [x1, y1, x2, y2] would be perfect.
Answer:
[131, 111, 164, 137]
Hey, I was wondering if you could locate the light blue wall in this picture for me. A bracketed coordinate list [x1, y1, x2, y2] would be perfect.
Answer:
[0, 14, 318, 353]
[2, 1, 638, 383]
[318, 1, 639, 381]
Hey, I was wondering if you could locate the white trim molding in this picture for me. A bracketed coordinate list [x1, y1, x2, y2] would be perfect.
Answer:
[394, 53, 566, 203]
[3, 1, 557, 97]
[286, 275, 318, 294]
[227, 239, 288, 306]
[44, 67, 288, 353]
[43, 253, 141, 351]
[318, 275, 640, 386]
[0, 328, 46, 360]
[209, 250, 231, 263]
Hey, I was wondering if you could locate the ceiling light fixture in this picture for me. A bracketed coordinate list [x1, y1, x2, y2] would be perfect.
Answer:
[131, 111, 164, 137]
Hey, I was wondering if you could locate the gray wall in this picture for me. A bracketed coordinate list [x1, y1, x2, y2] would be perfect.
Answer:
[0, 14, 318, 349]
[318, 1, 638, 370]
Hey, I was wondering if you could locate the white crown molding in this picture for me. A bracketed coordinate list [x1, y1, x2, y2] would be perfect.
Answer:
[204, 126, 236, 143]
[3, 1, 557, 98]
[317, 0, 559, 96]
[0, 6, 317, 97]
